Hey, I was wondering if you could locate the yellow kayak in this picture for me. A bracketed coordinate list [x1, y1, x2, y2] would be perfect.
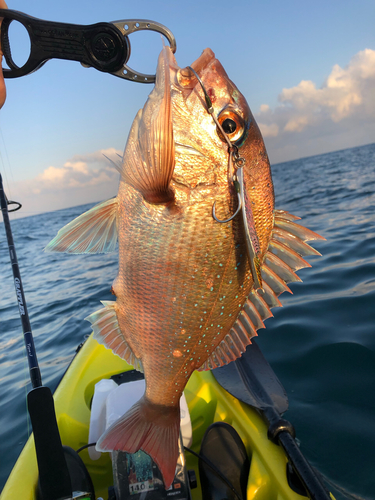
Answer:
[1, 333, 330, 500]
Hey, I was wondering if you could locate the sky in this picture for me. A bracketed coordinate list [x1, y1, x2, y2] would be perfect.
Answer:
[0, 0, 374, 219]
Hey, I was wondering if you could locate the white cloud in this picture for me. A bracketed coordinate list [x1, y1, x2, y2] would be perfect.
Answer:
[257, 49, 375, 163]
[257, 122, 279, 137]
[7, 148, 122, 219]
[33, 148, 121, 192]
[283, 115, 311, 133]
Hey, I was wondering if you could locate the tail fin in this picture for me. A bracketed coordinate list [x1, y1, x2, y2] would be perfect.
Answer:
[96, 396, 180, 489]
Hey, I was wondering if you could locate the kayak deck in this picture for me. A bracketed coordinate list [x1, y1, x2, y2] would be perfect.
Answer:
[1, 334, 308, 500]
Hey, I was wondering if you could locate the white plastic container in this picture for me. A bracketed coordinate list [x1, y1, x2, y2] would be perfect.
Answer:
[88, 378, 118, 460]
[180, 391, 193, 448]
[89, 378, 193, 460]
[106, 379, 146, 428]
[105, 380, 192, 447]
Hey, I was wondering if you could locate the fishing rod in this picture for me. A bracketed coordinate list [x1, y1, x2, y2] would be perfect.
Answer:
[0, 176, 42, 389]
[0, 173, 86, 499]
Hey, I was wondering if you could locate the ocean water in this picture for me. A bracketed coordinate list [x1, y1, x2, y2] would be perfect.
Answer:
[1, 142, 375, 498]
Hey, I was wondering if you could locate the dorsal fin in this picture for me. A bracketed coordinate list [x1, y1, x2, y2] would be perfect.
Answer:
[85, 301, 143, 372]
[259, 282, 283, 309]
[273, 209, 301, 221]
[247, 289, 273, 320]
[45, 198, 118, 254]
[262, 263, 293, 296]
[199, 210, 324, 371]
[243, 298, 265, 330]
[268, 240, 311, 271]
[274, 218, 325, 242]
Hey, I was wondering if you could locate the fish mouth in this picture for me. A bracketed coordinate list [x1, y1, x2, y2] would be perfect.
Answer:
[189, 48, 216, 75]
[177, 48, 216, 87]
[173, 49, 217, 159]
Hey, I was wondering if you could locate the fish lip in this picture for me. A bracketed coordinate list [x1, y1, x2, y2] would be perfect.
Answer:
[189, 48, 216, 75]
[176, 48, 216, 87]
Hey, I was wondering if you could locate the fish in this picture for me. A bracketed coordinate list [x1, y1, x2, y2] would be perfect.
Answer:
[45, 46, 324, 488]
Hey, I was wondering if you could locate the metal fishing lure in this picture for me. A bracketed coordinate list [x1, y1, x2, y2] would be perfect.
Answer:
[187, 66, 263, 290]
[0, 9, 176, 83]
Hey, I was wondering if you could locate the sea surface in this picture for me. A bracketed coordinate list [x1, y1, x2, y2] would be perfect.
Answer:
[1, 142, 375, 499]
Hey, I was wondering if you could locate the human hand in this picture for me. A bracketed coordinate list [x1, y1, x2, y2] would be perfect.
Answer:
[0, 0, 8, 109]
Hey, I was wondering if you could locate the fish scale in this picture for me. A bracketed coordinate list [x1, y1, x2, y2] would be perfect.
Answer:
[116, 182, 253, 408]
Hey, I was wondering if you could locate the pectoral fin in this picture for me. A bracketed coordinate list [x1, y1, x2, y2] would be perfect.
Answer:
[121, 47, 175, 204]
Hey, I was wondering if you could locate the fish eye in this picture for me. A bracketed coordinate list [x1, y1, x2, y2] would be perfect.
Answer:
[217, 110, 245, 143]
[222, 119, 237, 134]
